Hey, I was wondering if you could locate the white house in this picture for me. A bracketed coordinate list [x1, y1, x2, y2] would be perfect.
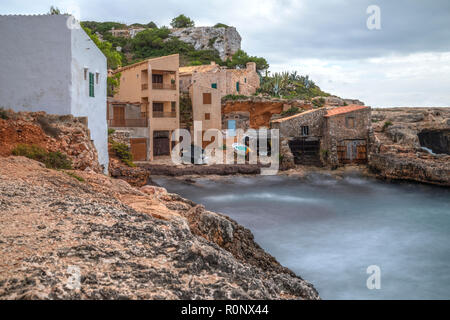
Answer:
[0, 14, 109, 172]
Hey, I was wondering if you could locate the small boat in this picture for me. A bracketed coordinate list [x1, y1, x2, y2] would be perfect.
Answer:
[232, 143, 251, 156]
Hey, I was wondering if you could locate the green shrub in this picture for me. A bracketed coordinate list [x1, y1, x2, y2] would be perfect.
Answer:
[281, 106, 300, 116]
[214, 23, 229, 28]
[382, 121, 393, 131]
[221, 94, 248, 102]
[111, 141, 135, 167]
[312, 97, 326, 108]
[65, 171, 85, 182]
[0, 107, 9, 119]
[108, 128, 116, 135]
[12, 144, 72, 169]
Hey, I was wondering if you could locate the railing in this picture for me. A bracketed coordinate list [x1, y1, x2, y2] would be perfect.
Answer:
[152, 83, 176, 90]
[108, 118, 148, 127]
[152, 112, 177, 118]
[141, 83, 148, 90]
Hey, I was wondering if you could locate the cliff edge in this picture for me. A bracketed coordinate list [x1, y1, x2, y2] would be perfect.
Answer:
[0, 156, 319, 299]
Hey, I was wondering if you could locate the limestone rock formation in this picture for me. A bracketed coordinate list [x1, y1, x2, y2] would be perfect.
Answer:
[170, 26, 241, 61]
[0, 156, 319, 300]
[369, 107, 450, 186]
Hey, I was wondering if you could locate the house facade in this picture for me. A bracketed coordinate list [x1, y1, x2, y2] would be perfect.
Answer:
[271, 105, 370, 167]
[0, 14, 109, 172]
[179, 62, 260, 141]
[109, 54, 180, 161]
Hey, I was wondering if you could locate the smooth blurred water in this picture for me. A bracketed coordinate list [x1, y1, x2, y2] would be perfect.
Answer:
[154, 174, 450, 299]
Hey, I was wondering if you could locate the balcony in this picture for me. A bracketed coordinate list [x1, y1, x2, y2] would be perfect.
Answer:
[108, 118, 148, 127]
[152, 83, 177, 90]
[152, 112, 177, 118]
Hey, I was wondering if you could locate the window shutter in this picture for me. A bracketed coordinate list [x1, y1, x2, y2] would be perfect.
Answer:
[236, 82, 240, 92]
[211, 83, 217, 89]
[89, 73, 95, 97]
[203, 93, 212, 104]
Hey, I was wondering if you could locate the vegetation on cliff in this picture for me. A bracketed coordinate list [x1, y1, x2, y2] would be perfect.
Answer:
[258, 71, 330, 100]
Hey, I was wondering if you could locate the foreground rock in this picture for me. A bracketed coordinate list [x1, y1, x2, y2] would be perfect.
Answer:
[0, 156, 319, 300]
[369, 108, 450, 186]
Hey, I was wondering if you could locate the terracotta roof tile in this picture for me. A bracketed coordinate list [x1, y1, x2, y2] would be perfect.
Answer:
[324, 105, 368, 117]
[179, 64, 219, 75]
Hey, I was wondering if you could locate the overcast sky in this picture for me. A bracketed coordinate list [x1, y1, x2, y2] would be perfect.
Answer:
[2, 0, 450, 107]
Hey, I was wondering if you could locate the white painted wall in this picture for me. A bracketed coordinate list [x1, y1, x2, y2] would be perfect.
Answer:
[0, 15, 109, 173]
[70, 22, 109, 172]
[0, 15, 72, 114]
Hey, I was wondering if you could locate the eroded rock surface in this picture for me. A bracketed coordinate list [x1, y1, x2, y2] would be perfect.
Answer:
[369, 108, 450, 186]
[0, 156, 319, 300]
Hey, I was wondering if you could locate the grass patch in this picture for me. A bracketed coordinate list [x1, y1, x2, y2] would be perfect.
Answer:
[0, 107, 9, 120]
[12, 144, 72, 169]
[64, 171, 85, 182]
[280, 106, 300, 117]
[222, 94, 249, 102]
[382, 121, 393, 131]
[111, 141, 135, 167]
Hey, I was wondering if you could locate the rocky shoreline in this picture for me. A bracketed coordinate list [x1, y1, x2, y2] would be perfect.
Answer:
[0, 156, 319, 300]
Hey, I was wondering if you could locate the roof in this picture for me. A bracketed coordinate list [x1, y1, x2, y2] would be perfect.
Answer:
[324, 105, 368, 117]
[271, 108, 324, 123]
[113, 54, 179, 73]
[179, 64, 219, 76]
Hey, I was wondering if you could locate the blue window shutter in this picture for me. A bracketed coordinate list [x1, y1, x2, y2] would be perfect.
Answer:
[211, 83, 217, 89]
[236, 82, 240, 92]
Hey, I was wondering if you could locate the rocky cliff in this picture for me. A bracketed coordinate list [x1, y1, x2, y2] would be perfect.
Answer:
[170, 26, 241, 61]
[0, 156, 319, 299]
[369, 107, 450, 186]
[0, 110, 102, 172]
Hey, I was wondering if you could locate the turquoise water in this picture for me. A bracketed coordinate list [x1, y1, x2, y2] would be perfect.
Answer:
[154, 174, 450, 299]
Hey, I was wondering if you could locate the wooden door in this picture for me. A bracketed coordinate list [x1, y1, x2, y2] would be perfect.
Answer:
[113, 106, 125, 127]
[130, 138, 147, 161]
[153, 131, 170, 156]
[356, 144, 367, 162]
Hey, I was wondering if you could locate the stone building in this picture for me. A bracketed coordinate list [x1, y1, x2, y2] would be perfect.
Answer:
[0, 14, 109, 172]
[109, 54, 179, 161]
[179, 61, 260, 144]
[271, 105, 370, 167]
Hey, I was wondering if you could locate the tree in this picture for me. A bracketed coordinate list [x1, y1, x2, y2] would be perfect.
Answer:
[170, 14, 195, 28]
[226, 50, 269, 73]
[49, 6, 61, 15]
[82, 25, 122, 69]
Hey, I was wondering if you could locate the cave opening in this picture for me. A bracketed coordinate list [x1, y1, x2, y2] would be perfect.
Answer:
[418, 129, 450, 155]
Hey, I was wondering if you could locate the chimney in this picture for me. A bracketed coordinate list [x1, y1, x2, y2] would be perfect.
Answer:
[246, 62, 256, 71]
[211, 61, 216, 65]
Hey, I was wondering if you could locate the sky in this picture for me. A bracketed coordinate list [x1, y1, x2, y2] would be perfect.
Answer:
[2, 0, 450, 107]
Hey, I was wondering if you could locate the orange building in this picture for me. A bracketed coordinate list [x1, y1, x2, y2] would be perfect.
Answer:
[108, 54, 180, 161]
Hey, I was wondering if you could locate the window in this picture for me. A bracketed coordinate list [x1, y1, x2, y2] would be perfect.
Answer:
[205, 113, 211, 120]
[203, 93, 212, 104]
[228, 120, 236, 137]
[152, 74, 163, 83]
[96, 72, 99, 84]
[153, 103, 164, 112]
[84, 68, 88, 80]
[301, 125, 309, 136]
[89, 72, 95, 97]
[236, 82, 240, 92]
[211, 83, 217, 89]
[346, 117, 355, 128]
[171, 102, 176, 113]
[244, 78, 247, 83]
